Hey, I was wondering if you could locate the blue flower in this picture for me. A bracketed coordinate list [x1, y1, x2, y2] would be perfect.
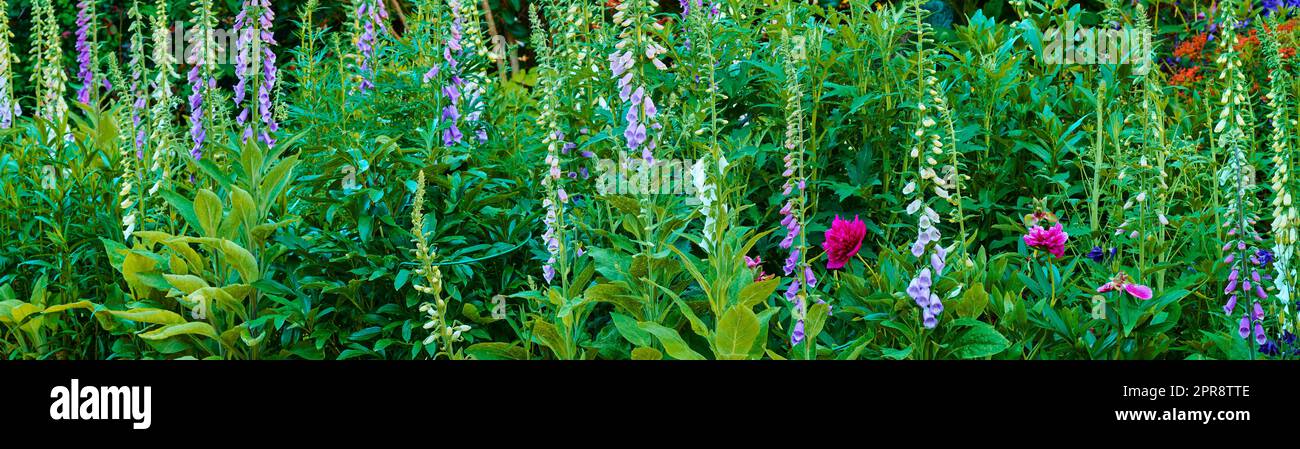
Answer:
[1257, 249, 1275, 265]
[1086, 246, 1104, 263]
[1260, 339, 1280, 356]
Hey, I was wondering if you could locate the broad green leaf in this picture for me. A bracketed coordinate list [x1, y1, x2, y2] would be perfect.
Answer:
[738, 277, 780, 308]
[465, 342, 528, 360]
[529, 320, 568, 359]
[610, 311, 653, 347]
[102, 308, 187, 325]
[804, 301, 830, 342]
[631, 347, 663, 360]
[956, 282, 990, 319]
[42, 300, 96, 314]
[882, 347, 913, 360]
[230, 186, 257, 229]
[947, 321, 1010, 359]
[217, 240, 260, 283]
[163, 274, 211, 295]
[637, 322, 705, 360]
[715, 306, 760, 360]
[193, 189, 223, 238]
[140, 322, 220, 341]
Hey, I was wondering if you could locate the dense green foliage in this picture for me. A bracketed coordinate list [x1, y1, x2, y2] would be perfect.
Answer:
[2, 0, 1299, 360]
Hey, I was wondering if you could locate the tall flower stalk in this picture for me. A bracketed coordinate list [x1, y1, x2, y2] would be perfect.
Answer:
[902, 0, 955, 331]
[127, 1, 148, 159]
[1115, 5, 1166, 288]
[118, 2, 149, 241]
[0, 0, 17, 128]
[411, 170, 469, 360]
[686, 1, 725, 254]
[1214, 11, 1268, 347]
[74, 0, 98, 105]
[778, 30, 815, 348]
[609, 0, 670, 321]
[1263, 19, 1298, 334]
[532, 5, 569, 287]
[235, 0, 280, 147]
[610, 0, 667, 165]
[31, 0, 68, 126]
[441, 0, 467, 147]
[354, 0, 388, 93]
[146, 0, 178, 198]
[187, 0, 220, 160]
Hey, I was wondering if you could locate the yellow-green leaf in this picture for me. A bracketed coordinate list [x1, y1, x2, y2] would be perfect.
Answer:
[139, 322, 220, 341]
[715, 306, 760, 360]
[637, 322, 705, 360]
[193, 189, 223, 238]
[163, 274, 210, 295]
[739, 277, 780, 308]
[631, 347, 663, 360]
[217, 240, 260, 283]
[42, 300, 96, 314]
[102, 308, 187, 325]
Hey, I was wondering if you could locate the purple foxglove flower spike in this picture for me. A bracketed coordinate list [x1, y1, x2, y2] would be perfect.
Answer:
[75, 1, 95, 105]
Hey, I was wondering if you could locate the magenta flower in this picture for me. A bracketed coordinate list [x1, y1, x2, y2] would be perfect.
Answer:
[822, 215, 866, 270]
[1096, 272, 1154, 300]
[1023, 223, 1069, 258]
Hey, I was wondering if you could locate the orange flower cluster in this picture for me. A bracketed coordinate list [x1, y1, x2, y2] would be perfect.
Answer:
[1236, 29, 1261, 53]
[1173, 33, 1209, 62]
[1171, 66, 1203, 86]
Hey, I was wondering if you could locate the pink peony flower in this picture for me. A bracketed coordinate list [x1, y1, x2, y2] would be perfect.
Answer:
[1096, 272, 1154, 300]
[822, 215, 866, 270]
[1023, 223, 1069, 258]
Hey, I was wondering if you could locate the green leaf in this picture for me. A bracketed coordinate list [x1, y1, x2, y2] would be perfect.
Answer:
[465, 342, 528, 360]
[120, 251, 160, 296]
[882, 347, 913, 360]
[216, 240, 260, 283]
[804, 301, 830, 341]
[102, 308, 187, 325]
[715, 306, 760, 360]
[260, 155, 300, 205]
[42, 300, 96, 314]
[610, 311, 653, 347]
[160, 190, 200, 236]
[139, 322, 220, 341]
[637, 322, 705, 360]
[738, 277, 780, 309]
[193, 189, 223, 238]
[631, 347, 663, 360]
[230, 186, 257, 229]
[946, 321, 1010, 359]
[163, 274, 211, 295]
[956, 282, 989, 319]
[529, 320, 568, 359]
